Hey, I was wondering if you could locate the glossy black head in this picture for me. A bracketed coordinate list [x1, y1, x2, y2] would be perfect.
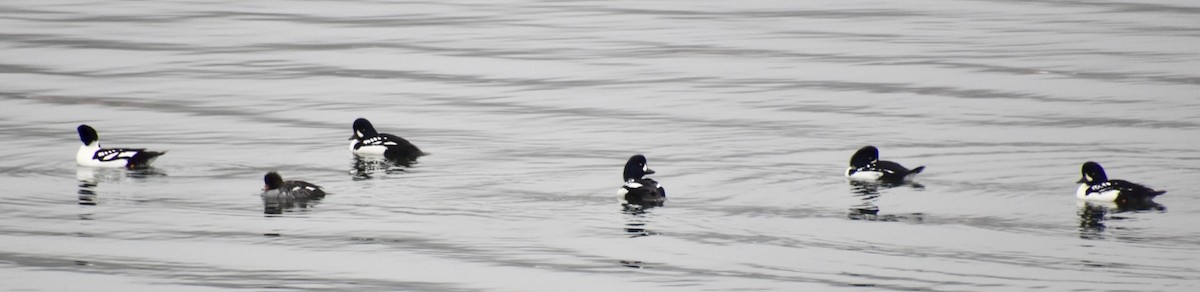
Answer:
[264, 171, 285, 191]
[350, 118, 378, 140]
[77, 124, 99, 145]
[1077, 161, 1107, 184]
[850, 146, 879, 168]
[623, 154, 655, 181]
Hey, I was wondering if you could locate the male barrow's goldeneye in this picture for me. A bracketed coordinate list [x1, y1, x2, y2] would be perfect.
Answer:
[618, 154, 666, 208]
[1076, 161, 1165, 205]
[75, 124, 166, 169]
[261, 171, 326, 214]
[349, 118, 425, 163]
[845, 145, 924, 183]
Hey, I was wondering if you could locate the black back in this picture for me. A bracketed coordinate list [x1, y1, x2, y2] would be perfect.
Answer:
[624, 178, 666, 207]
[282, 180, 327, 199]
[1106, 179, 1167, 205]
[379, 133, 424, 162]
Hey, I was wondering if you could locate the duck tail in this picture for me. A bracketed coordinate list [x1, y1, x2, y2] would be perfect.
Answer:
[903, 166, 925, 181]
[127, 151, 166, 169]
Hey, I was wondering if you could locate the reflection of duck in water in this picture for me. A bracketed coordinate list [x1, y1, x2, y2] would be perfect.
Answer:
[845, 146, 924, 184]
[621, 203, 661, 237]
[1077, 202, 1109, 239]
[848, 180, 884, 197]
[75, 167, 166, 206]
[261, 172, 326, 214]
[1077, 200, 1164, 240]
[349, 118, 425, 167]
[845, 180, 924, 222]
[76, 125, 166, 169]
[847, 180, 881, 220]
[1076, 161, 1165, 206]
[76, 167, 101, 206]
[350, 156, 406, 180]
[618, 155, 666, 209]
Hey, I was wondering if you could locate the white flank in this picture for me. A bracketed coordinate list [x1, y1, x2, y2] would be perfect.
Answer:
[1076, 184, 1120, 202]
[261, 189, 295, 202]
[617, 187, 629, 204]
[76, 144, 128, 168]
[845, 168, 884, 181]
[353, 144, 390, 156]
[1075, 184, 1088, 199]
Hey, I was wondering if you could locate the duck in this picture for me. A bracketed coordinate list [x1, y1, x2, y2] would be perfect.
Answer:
[261, 171, 326, 214]
[76, 124, 166, 169]
[1076, 161, 1165, 205]
[618, 154, 666, 208]
[845, 145, 924, 183]
[349, 118, 425, 162]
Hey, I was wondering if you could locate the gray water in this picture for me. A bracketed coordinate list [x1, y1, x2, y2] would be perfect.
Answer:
[2, 0, 1199, 291]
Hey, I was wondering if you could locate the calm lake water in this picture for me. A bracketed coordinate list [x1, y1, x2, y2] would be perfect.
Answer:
[2, 0, 1199, 291]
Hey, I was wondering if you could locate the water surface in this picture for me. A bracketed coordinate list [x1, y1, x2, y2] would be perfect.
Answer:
[2, 0, 1199, 291]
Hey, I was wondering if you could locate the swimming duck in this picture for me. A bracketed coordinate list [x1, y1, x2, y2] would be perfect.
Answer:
[845, 145, 924, 183]
[75, 124, 166, 169]
[349, 118, 425, 163]
[618, 154, 666, 208]
[261, 171, 326, 214]
[1076, 161, 1165, 205]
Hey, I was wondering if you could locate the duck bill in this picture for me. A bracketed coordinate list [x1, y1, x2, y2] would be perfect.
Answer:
[645, 168, 656, 175]
[1075, 176, 1088, 184]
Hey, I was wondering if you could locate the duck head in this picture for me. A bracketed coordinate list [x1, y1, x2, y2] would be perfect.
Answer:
[263, 171, 285, 191]
[623, 154, 655, 181]
[1077, 161, 1108, 184]
[350, 118, 378, 140]
[77, 124, 100, 146]
[850, 145, 879, 168]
